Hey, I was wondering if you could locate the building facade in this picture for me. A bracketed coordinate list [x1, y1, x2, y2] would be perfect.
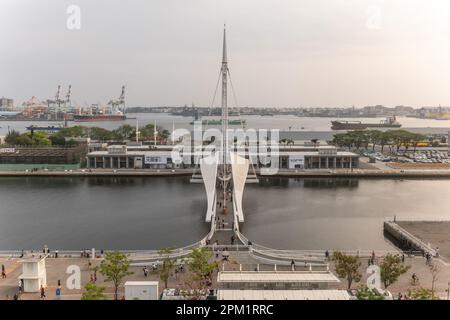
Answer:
[86, 143, 359, 170]
[0, 97, 14, 109]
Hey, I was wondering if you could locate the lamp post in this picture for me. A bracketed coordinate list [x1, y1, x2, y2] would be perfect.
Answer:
[447, 282, 450, 300]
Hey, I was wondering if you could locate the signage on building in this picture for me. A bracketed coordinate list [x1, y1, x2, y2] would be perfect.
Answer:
[289, 155, 304, 169]
[144, 155, 167, 164]
[0, 148, 15, 153]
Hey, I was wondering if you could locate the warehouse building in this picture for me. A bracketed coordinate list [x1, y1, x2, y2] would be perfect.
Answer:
[86, 143, 359, 170]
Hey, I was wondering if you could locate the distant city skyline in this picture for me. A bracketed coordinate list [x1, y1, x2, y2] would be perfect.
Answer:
[1, 0, 450, 108]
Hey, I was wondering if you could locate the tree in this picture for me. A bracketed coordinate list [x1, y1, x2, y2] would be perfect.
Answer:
[411, 133, 426, 152]
[379, 131, 391, 153]
[15, 133, 34, 146]
[332, 251, 362, 290]
[428, 263, 440, 297]
[287, 139, 294, 149]
[58, 126, 86, 138]
[409, 288, 439, 300]
[99, 252, 133, 300]
[49, 135, 66, 146]
[5, 130, 20, 145]
[187, 248, 218, 284]
[113, 124, 134, 140]
[81, 283, 108, 300]
[152, 247, 177, 289]
[380, 254, 410, 288]
[355, 286, 385, 300]
[88, 127, 114, 141]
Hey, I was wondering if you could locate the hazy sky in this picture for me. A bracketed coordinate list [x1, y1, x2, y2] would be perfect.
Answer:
[1, 0, 450, 108]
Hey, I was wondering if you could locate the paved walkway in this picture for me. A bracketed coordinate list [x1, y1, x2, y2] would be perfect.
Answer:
[209, 175, 240, 247]
[2, 252, 450, 300]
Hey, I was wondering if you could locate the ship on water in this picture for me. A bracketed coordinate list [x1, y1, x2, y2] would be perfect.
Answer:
[73, 112, 126, 122]
[189, 119, 246, 126]
[74, 86, 127, 122]
[26, 125, 63, 132]
[331, 116, 401, 130]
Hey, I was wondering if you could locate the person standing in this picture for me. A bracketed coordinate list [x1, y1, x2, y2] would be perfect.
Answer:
[55, 286, 61, 301]
[1, 264, 6, 278]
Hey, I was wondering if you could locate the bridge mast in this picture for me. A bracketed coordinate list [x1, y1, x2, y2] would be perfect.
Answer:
[221, 25, 230, 210]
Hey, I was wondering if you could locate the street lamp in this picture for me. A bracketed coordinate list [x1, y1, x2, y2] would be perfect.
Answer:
[447, 281, 450, 300]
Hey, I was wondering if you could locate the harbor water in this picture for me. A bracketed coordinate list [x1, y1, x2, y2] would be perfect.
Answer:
[1, 176, 450, 250]
[1, 114, 450, 136]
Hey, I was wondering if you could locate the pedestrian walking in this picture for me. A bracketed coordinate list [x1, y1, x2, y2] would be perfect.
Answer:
[1, 264, 6, 278]
[40, 285, 46, 299]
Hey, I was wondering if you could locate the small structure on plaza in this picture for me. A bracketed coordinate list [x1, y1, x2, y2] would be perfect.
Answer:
[18, 255, 48, 293]
[217, 270, 340, 290]
[124, 281, 159, 300]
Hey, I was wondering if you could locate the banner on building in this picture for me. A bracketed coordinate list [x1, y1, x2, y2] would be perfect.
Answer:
[288, 155, 304, 169]
[144, 155, 167, 164]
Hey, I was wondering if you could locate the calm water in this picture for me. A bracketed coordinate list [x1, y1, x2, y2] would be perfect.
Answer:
[242, 178, 450, 250]
[1, 113, 450, 135]
[1, 177, 450, 250]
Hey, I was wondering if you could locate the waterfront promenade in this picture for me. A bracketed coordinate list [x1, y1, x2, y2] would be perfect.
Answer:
[2, 252, 450, 300]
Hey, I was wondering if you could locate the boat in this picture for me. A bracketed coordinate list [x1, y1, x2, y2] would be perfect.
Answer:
[26, 125, 63, 132]
[331, 116, 401, 130]
[189, 119, 246, 126]
[73, 113, 126, 122]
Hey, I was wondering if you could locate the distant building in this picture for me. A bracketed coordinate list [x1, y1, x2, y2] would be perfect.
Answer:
[0, 97, 14, 109]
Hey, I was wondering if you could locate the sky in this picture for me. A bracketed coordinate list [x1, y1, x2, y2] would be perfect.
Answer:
[1, 0, 450, 108]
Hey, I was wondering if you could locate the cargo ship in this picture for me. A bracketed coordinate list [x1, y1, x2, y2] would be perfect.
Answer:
[331, 117, 401, 130]
[73, 113, 126, 122]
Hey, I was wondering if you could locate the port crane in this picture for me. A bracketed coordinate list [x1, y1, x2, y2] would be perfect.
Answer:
[47, 85, 72, 114]
[46, 85, 61, 113]
[107, 85, 126, 113]
[64, 85, 72, 112]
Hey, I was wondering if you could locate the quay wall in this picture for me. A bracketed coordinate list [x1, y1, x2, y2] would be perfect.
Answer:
[2, 169, 450, 178]
[383, 221, 436, 256]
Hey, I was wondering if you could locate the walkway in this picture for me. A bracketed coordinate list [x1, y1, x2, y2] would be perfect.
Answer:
[209, 176, 241, 247]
